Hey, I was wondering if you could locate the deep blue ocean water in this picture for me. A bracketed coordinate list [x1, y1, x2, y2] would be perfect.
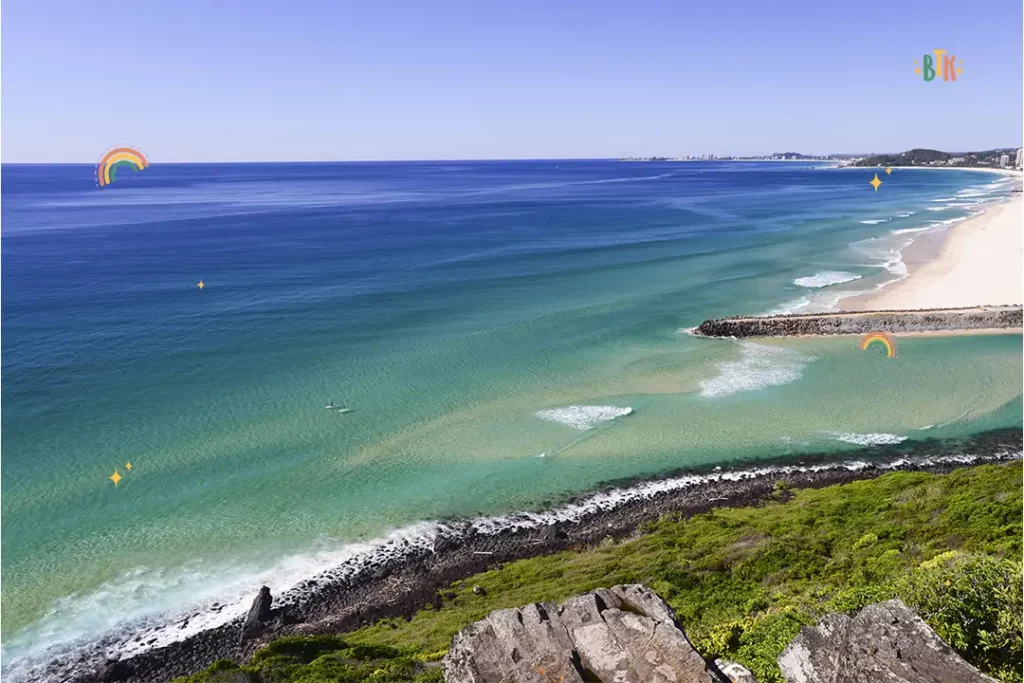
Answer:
[2, 160, 1020, 677]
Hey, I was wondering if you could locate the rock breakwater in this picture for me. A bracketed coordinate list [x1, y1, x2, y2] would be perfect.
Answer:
[694, 306, 1022, 338]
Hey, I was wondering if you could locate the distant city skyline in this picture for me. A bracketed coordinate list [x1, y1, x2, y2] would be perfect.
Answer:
[2, 0, 1022, 163]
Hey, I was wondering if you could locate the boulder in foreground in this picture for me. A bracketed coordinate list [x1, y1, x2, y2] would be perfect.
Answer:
[443, 583, 725, 682]
[778, 598, 998, 683]
[239, 586, 273, 644]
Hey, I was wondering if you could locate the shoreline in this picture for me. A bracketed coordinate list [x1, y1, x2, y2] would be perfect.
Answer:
[25, 429, 1023, 683]
[845, 193, 1022, 311]
[847, 165, 1022, 176]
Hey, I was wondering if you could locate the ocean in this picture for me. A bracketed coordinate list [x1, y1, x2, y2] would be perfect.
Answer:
[2, 160, 1020, 677]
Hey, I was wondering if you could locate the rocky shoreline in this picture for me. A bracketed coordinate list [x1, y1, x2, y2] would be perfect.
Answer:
[32, 428, 1024, 683]
[694, 306, 1023, 338]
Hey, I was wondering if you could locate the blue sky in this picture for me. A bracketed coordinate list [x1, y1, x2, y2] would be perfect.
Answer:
[2, 0, 1021, 162]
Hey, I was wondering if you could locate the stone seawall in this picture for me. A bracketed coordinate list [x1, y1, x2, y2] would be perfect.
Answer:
[694, 306, 1023, 338]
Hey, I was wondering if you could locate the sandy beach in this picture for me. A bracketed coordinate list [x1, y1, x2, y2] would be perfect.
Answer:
[847, 191, 1023, 311]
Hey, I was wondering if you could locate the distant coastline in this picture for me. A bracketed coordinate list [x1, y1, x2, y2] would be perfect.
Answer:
[620, 146, 1024, 173]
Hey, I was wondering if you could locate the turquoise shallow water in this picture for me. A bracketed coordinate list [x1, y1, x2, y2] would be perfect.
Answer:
[1, 161, 1020, 671]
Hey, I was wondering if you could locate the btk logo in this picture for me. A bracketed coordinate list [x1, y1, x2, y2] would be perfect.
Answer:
[915, 50, 962, 82]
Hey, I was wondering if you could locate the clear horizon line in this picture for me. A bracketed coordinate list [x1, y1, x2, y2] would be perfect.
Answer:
[4, 147, 1020, 165]
[0, 155, 873, 165]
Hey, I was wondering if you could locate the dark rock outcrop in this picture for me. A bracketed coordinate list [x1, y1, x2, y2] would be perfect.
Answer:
[239, 586, 273, 644]
[777, 599, 997, 683]
[98, 658, 134, 682]
[695, 306, 1022, 338]
[443, 584, 726, 683]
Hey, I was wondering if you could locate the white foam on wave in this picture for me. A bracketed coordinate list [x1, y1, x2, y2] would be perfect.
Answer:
[957, 189, 991, 198]
[895, 212, 915, 217]
[860, 218, 891, 225]
[890, 214, 968, 236]
[793, 271, 862, 288]
[535, 405, 633, 430]
[828, 432, 909, 446]
[0, 522, 444, 683]
[927, 206, 952, 212]
[853, 234, 912, 276]
[766, 289, 850, 315]
[767, 296, 813, 315]
[700, 342, 814, 398]
[929, 215, 971, 228]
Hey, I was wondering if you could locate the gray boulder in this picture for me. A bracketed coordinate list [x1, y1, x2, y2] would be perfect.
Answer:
[98, 657, 134, 682]
[443, 584, 726, 682]
[239, 585, 273, 644]
[716, 659, 760, 683]
[778, 599, 998, 683]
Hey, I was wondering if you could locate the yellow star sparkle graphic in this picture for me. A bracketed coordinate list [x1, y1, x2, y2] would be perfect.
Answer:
[125, 462, 133, 471]
[870, 174, 882, 192]
[110, 469, 122, 487]
[885, 167, 892, 175]
[198, 280, 205, 290]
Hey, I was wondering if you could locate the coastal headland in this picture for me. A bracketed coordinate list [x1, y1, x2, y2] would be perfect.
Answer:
[694, 306, 1023, 338]
[42, 430, 1022, 683]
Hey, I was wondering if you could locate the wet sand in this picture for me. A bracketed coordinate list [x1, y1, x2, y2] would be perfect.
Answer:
[846, 194, 1023, 311]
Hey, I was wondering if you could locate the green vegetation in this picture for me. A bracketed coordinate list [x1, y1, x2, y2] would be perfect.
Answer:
[178, 463, 1022, 683]
[172, 637, 444, 683]
[852, 147, 1019, 168]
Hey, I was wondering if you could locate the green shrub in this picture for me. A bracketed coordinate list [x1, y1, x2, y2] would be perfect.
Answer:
[172, 658, 253, 683]
[732, 608, 810, 683]
[176, 463, 1022, 683]
[897, 553, 1023, 683]
[853, 532, 878, 550]
[250, 635, 349, 667]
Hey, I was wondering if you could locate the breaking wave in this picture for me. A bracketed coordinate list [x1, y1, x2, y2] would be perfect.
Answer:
[535, 405, 634, 430]
[700, 342, 814, 398]
[827, 432, 909, 446]
[793, 271, 862, 288]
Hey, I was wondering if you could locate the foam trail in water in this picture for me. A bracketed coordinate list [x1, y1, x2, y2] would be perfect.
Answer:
[700, 342, 814, 398]
[827, 432, 908, 446]
[535, 405, 633, 430]
[793, 271, 862, 288]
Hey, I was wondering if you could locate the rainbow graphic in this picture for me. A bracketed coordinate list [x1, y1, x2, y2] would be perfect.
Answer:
[96, 146, 149, 187]
[859, 331, 897, 358]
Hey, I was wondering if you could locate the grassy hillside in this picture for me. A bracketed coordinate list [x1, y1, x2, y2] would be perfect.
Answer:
[178, 463, 1023, 683]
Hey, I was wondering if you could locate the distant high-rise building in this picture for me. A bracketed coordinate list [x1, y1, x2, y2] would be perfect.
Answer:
[1016, 148, 1023, 168]
[998, 154, 1009, 167]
